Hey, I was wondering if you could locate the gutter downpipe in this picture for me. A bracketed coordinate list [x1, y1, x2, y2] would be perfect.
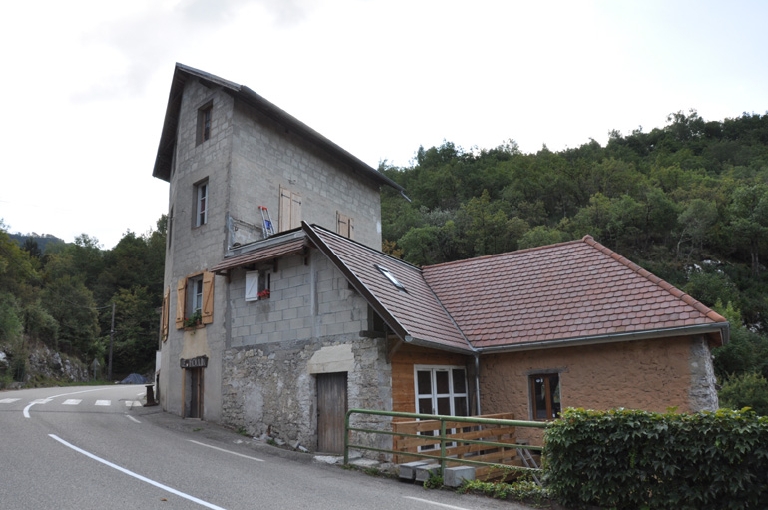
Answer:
[474, 352, 482, 416]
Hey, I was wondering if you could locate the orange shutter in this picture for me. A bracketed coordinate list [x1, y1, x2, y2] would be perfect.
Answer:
[201, 271, 215, 324]
[175, 278, 186, 330]
[162, 286, 170, 341]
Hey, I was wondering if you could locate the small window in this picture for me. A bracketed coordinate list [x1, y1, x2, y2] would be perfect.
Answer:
[197, 102, 213, 145]
[245, 270, 271, 301]
[375, 264, 405, 291]
[336, 212, 354, 239]
[195, 180, 208, 227]
[176, 272, 215, 329]
[529, 373, 561, 420]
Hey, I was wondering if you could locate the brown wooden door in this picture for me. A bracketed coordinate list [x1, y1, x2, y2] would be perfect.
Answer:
[185, 367, 204, 419]
[317, 372, 347, 454]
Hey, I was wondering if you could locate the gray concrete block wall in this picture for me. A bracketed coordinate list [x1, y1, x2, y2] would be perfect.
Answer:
[229, 252, 368, 348]
[229, 101, 383, 250]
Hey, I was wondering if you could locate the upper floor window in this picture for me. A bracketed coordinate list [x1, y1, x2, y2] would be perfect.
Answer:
[197, 102, 213, 145]
[529, 373, 561, 420]
[195, 180, 208, 227]
[336, 212, 354, 239]
[278, 186, 301, 232]
[175, 271, 215, 329]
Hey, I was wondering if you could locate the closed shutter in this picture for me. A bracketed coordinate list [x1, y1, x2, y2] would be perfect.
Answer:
[202, 271, 215, 324]
[279, 186, 291, 232]
[290, 191, 301, 229]
[279, 186, 302, 231]
[348, 217, 354, 240]
[336, 213, 354, 239]
[175, 278, 186, 329]
[245, 271, 259, 301]
[162, 286, 170, 340]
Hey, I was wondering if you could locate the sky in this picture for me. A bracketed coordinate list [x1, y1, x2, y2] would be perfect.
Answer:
[1, 0, 767, 249]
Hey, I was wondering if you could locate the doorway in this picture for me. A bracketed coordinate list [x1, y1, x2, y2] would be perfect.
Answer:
[184, 367, 204, 419]
[316, 372, 347, 453]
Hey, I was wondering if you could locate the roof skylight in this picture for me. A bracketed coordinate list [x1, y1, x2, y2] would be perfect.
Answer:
[375, 264, 406, 292]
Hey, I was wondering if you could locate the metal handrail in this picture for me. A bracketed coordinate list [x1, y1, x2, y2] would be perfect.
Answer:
[344, 408, 547, 482]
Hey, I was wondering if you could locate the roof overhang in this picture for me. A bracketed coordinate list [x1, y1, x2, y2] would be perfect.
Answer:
[476, 322, 730, 355]
[152, 63, 405, 195]
[210, 233, 307, 276]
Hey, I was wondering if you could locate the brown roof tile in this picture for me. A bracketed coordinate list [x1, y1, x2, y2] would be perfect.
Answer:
[423, 235, 727, 349]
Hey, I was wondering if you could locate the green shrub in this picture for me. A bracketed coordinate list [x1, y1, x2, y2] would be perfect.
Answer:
[544, 407, 768, 509]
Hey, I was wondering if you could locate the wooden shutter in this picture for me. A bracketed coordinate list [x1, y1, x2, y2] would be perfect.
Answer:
[290, 191, 301, 229]
[201, 271, 215, 324]
[336, 213, 354, 239]
[175, 278, 186, 330]
[162, 286, 170, 340]
[279, 186, 291, 232]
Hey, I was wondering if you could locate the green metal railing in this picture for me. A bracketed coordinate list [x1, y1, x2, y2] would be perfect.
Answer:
[344, 408, 547, 481]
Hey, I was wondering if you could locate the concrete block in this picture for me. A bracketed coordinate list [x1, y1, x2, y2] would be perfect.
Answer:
[399, 461, 428, 480]
[444, 466, 475, 487]
[414, 463, 441, 482]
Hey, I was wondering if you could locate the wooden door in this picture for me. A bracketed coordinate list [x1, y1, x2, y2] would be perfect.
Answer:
[317, 372, 347, 454]
[185, 367, 204, 419]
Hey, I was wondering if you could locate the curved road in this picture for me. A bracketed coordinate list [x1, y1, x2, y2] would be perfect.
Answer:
[0, 385, 534, 510]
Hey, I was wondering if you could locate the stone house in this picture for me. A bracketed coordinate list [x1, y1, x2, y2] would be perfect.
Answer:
[154, 64, 728, 455]
[153, 63, 404, 439]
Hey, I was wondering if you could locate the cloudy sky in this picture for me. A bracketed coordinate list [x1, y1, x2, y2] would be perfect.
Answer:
[2, 0, 767, 249]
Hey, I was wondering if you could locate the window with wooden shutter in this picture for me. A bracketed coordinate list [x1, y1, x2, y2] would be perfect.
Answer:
[162, 287, 170, 341]
[336, 212, 354, 239]
[278, 186, 301, 232]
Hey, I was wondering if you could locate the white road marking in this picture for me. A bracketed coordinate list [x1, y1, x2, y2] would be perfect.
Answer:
[0, 398, 21, 403]
[23, 399, 52, 418]
[126, 415, 141, 424]
[125, 400, 142, 408]
[62, 399, 82, 405]
[95, 400, 111, 406]
[24, 388, 110, 418]
[49, 434, 228, 510]
[403, 497, 473, 510]
[188, 440, 265, 462]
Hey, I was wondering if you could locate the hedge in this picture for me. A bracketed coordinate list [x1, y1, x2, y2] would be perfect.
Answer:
[543, 408, 768, 509]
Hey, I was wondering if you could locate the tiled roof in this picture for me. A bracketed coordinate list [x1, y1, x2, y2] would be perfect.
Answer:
[304, 224, 473, 353]
[423, 236, 727, 349]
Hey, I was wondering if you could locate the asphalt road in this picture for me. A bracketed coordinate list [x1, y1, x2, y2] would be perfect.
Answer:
[0, 385, 535, 510]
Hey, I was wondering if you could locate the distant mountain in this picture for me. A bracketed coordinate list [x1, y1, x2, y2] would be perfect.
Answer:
[9, 233, 66, 254]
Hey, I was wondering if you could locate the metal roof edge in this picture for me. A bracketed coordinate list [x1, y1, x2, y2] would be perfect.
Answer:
[301, 222, 411, 341]
[476, 322, 730, 354]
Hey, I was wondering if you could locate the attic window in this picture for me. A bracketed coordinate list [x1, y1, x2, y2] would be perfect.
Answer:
[375, 264, 406, 292]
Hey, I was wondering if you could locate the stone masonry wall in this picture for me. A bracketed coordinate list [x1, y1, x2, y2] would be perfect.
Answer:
[221, 250, 392, 452]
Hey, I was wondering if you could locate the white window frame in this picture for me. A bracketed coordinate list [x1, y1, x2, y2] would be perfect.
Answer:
[187, 275, 204, 316]
[245, 270, 270, 301]
[414, 365, 469, 451]
[195, 180, 208, 227]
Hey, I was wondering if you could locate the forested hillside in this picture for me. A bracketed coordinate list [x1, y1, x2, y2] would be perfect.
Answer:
[381, 110, 768, 414]
[0, 217, 166, 385]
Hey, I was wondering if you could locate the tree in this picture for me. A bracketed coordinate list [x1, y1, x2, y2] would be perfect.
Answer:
[728, 185, 768, 276]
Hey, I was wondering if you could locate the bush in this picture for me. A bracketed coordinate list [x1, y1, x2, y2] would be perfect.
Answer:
[544, 407, 768, 509]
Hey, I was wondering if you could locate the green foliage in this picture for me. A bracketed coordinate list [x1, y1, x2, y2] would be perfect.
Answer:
[459, 478, 549, 504]
[544, 407, 768, 509]
[422, 471, 443, 489]
[719, 372, 768, 416]
[0, 217, 166, 382]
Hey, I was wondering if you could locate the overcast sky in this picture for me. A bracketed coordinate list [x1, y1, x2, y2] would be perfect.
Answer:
[2, 0, 767, 249]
